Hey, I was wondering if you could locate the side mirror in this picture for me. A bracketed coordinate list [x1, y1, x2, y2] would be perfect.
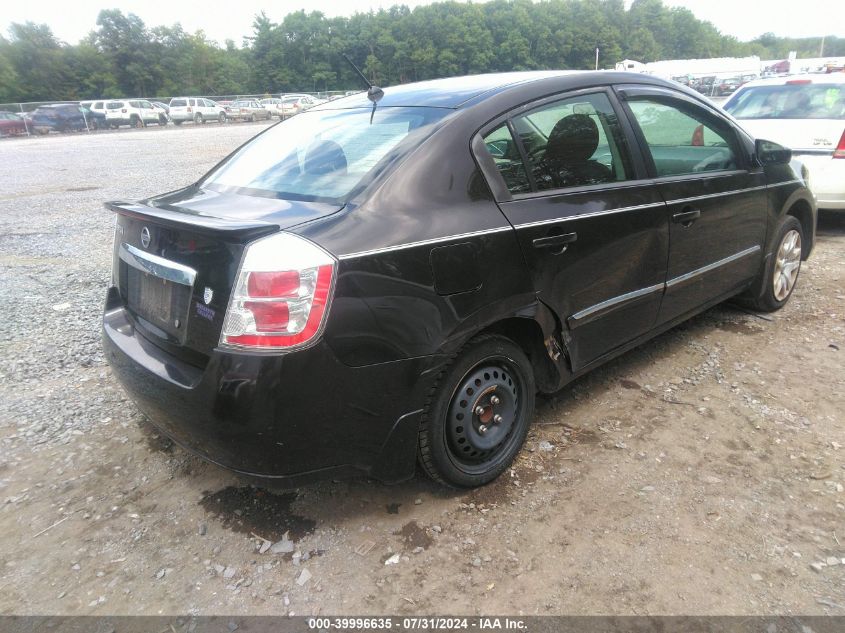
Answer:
[756, 138, 792, 166]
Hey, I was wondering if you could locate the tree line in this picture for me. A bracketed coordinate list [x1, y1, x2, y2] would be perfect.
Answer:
[0, 0, 842, 103]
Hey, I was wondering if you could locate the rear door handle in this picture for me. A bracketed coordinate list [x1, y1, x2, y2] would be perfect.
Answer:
[672, 207, 701, 226]
[532, 232, 578, 251]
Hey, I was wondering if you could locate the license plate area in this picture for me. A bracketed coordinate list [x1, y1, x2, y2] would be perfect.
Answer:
[119, 243, 196, 345]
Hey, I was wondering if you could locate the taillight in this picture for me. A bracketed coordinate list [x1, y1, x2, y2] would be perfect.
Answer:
[833, 129, 845, 159]
[187, 106, 193, 112]
[221, 232, 336, 350]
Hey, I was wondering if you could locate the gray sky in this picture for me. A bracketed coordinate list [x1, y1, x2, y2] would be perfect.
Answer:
[2, 0, 843, 48]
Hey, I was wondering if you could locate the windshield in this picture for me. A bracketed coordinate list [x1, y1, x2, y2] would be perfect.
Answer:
[203, 106, 451, 203]
[725, 84, 845, 119]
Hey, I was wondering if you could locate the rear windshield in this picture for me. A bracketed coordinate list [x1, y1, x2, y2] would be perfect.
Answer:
[170, 99, 187, 107]
[203, 106, 450, 203]
[725, 84, 845, 119]
[106, 102, 123, 109]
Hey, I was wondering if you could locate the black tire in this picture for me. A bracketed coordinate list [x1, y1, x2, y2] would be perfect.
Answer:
[159, 115, 167, 125]
[195, 113, 203, 124]
[743, 215, 804, 312]
[418, 334, 535, 488]
[131, 116, 145, 129]
[219, 112, 227, 124]
[173, 120, 183, 126]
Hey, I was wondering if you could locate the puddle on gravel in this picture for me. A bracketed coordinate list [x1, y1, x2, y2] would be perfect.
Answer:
[199, 486, 316, 542]
[395, 520, 434, 550]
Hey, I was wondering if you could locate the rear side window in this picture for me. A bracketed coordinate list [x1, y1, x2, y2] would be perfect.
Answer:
[189, 99, 196, 107]
[627, 99, 737, 177]
[725, 84, 845, 119]
[482, 92, 632, 194]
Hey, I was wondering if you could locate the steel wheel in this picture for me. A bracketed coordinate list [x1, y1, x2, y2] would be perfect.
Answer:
[773, 229, 801, 302]
[418, 334, 535, 487]
[446, 363, 520, 469]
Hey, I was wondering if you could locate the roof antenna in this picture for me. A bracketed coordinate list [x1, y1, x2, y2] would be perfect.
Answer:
[342, 53, 383, 123]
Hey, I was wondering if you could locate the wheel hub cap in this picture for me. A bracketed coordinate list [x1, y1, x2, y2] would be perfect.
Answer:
[773, 229, 801, 301]
[447, 364, 519, 463]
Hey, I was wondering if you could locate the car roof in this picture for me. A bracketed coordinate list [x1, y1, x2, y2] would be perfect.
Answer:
[324, 71, 583, 109]
[740, 74, 845, 89]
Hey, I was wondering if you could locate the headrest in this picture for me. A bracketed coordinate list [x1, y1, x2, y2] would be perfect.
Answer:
[545, 113, 600, 164]
[304, 140, 347, 175]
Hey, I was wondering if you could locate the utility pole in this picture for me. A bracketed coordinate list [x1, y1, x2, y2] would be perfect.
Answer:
[820, 35, 825, 57]
[595, 47, 599, 71]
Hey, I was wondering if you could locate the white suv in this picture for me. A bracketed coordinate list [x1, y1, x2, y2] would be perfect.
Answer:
[104, 100, 164, 128]
[80, 100, 109, 117]
[169, 97, 227, 125]
[724, 74, 845, 210]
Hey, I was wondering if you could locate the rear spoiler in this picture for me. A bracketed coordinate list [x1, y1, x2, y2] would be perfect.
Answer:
[106, 201, 280, 241]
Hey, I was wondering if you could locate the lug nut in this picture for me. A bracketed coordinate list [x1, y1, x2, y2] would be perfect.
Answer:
[493, 414, 503, 424]
[490, 395, 500, 406]
[478, 424, 488, 434]
[474, 406, 485, 416]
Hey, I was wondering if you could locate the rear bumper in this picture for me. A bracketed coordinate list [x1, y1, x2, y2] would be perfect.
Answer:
[102, 288, 440, 485]
[795, 153, 845, 210]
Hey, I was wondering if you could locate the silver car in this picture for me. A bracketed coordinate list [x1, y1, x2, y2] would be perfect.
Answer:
[225, 100, 271, 122]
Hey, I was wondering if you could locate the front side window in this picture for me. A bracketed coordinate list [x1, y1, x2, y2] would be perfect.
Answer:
[627, 99, 738, 177]
[203, 106, 450, 203]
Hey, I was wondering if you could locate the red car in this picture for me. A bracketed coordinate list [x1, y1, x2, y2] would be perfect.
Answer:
[0, 111, 27, 136]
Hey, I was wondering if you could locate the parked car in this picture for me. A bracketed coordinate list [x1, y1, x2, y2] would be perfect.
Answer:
[694, 76, 716, 96]
[30, 104, 100, 134]
[0, 111, 28, 136]
[259, 98, 285, 118]
[715, 77, 741, 96]
[105, 100, 165, 128]
[152, 101, 170, 115]
[80, 106, 106, 130]
[168, 97, 227, 125]
[225, 99, 271, 122]
[103, 71, 815, 489]
[278, 94, 323, 118]
[723, 74, 845, 210]
[80, 100, 109, 117]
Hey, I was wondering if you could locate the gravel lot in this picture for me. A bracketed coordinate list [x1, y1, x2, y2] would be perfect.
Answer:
[1, 124, 844, 616]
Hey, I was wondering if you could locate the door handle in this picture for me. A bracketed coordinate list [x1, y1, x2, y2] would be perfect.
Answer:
[532, 232, 577, 252]
[672, 207, 701, 227]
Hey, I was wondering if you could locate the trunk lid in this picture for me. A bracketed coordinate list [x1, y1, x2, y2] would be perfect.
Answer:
[108, 188, 342, 365]
[738, 118, 844, 154]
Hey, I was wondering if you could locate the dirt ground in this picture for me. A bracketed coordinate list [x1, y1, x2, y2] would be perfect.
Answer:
[0, 128, 843, 616]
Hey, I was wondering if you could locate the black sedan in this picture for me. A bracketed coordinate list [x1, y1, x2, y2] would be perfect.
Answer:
[102, 71, 816, 488]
